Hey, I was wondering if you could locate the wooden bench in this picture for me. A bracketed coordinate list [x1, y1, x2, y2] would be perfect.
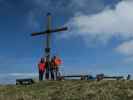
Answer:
[103, 76, 124, 80]
[96, 74, 124, 81]
[16, 78, 34, 85]
[60, 75, 89, 80]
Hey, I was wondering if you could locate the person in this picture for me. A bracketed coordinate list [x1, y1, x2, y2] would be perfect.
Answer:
[51, 56, 62, 80]
[45, 55, 51, 80]
[51, 56, 56, 80]
[38, 58, 46, 81]
[127, 74, 131, 80]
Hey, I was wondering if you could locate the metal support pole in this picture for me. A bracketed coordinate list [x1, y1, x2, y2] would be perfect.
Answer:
[45, 12, 51, 61]
[45, 12, 51, 80]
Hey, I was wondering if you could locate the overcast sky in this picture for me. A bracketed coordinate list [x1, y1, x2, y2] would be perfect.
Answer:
[1, 0, 133, 84]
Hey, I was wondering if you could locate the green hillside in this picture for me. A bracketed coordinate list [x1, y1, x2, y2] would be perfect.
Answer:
[0, 80, 133, 100]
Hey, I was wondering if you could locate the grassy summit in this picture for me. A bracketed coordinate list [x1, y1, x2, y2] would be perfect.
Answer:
[0, 80, 133, 100]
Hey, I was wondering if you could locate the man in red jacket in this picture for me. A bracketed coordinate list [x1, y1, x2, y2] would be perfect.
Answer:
[38, 58, 46, 81]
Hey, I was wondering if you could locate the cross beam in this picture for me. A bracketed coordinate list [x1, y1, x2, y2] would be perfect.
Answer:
[31, 27, 67, 36]
[31, 13, 68, 61]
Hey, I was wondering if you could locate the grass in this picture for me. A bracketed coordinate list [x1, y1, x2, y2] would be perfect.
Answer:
[0, 80, 133, 100]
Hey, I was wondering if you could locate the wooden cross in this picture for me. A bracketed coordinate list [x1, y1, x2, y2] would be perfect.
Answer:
[31, 13, 68, 62]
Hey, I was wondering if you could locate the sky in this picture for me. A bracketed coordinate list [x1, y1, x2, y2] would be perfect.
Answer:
[1, 0, 133, 84]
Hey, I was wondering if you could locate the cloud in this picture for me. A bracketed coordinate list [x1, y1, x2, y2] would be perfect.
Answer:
[22, 0, 106, 33]
[31, 0, 105, 14]
[115, 39, 133, 65]
[115, 40, 133, 56]
[65, 0, 133, 44]
[123, 56, 133, 63]
[26, 11, 41, 31]
[4, 0, 109, 34]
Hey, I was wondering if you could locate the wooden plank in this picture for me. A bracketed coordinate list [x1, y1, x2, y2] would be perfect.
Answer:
[63, 75, 89, 77]
[31, 27, 68, 36]
[104, 76, 124, 79]
[60, 75, 89, 80]
[50, 27, 68, 33]
[96, 74, 124, 81]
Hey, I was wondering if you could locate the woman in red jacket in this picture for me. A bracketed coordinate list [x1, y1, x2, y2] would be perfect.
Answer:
[38, 58, 46, 81]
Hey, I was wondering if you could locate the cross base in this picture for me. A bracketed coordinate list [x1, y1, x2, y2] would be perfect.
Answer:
[45, 48, 50, 53]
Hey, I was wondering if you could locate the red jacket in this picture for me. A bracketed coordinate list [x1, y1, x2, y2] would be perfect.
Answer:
[38, 63, 45, 72]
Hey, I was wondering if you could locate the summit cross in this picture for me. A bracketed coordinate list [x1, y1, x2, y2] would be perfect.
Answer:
[31, 12, 68, 61]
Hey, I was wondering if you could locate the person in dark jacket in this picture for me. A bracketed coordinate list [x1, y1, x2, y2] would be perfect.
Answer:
[45, 55, 51, 80]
